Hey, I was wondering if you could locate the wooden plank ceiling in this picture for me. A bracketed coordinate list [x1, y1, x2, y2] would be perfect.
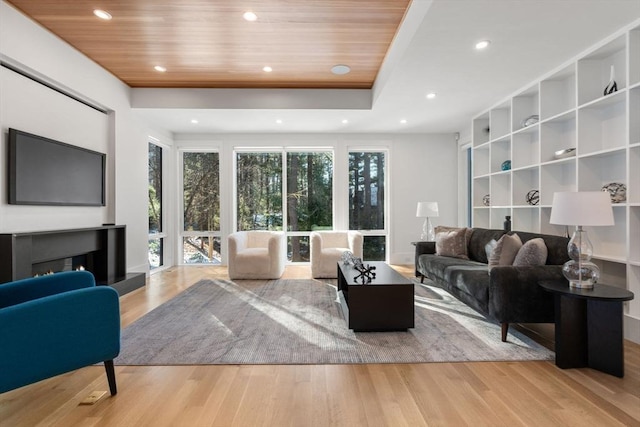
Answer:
[6, 0, 412, 89]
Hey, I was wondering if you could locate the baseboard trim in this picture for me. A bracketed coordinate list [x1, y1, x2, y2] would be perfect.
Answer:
[107, 272, 146, 296]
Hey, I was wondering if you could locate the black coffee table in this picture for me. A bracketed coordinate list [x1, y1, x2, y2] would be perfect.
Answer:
[540, 279, 634, 377]
[337, 261, 414, 332]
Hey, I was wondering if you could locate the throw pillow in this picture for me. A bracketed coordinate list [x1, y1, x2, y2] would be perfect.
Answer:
[435, 228, 469, 259]
[488, 233, 523, 272]
[485, 239, 498, 261]
[434, 225, 474, 248]
[513, 238, 548, 266]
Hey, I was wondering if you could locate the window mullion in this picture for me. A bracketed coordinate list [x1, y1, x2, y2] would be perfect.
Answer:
[282, 150, 288, 237]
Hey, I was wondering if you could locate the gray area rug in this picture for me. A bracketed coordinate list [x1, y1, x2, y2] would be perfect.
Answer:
[115, 278, 554, 365]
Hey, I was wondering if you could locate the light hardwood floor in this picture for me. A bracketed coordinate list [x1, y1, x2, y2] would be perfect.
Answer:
[1, 265, 639, 426]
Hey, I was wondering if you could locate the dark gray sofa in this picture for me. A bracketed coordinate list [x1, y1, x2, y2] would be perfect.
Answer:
[416, 228, 570, 342]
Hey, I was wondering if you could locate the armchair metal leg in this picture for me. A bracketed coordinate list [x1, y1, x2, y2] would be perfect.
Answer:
[501, 323, 509, 342]
[104, 360, 117, 395]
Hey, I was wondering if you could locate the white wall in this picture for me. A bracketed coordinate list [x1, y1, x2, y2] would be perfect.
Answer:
[0, 1, 155, 274]
[0, 67, 110, 230]
[173, 133, 459, 265]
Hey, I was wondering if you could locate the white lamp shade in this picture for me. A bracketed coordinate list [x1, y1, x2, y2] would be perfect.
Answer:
[416, 201, 439, 218]
[549, 191, 614, 226]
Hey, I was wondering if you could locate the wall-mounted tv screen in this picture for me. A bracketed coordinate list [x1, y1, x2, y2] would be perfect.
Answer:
[8, 128, 106, 206]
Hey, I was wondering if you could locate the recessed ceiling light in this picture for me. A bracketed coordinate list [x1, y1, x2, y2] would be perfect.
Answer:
[191, 119, 199, 124]
[154, 65, 167, 72]
[276, 119, 283, 124]
[426, 92, 437, 99]
[400, 119, 407, 124]
[342, 119, 349, 124]
[331, 64, 351, 75]
[93, 9, 112, 20]
[263, 66, 273, 73]
[475, 40, 491, 50]
[243, 11, 258, 21]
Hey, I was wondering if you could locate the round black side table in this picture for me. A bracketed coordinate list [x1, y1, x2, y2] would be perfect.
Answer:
[540, 279, 634, 377]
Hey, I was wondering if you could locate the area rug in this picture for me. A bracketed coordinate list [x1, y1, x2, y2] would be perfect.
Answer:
[115, 278, 554, 365]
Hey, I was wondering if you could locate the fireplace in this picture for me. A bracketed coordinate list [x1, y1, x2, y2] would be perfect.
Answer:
[0, 225, 145, 295]
[32, 254, 88, 276]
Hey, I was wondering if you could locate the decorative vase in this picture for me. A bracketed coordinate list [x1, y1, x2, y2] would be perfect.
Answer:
[526, 189, 539, 206]
[602, 182, 626, 203]
[501, 160, 511, 171]
[482, 194, 490, 206]
[504, 216, 511, 232]
[604, 65, 617, 96]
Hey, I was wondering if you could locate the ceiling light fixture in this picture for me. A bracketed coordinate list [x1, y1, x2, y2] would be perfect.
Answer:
[276, 119, 283, 124]
[263, 66, 273, 73]
[475, 40, 491, 50]
[331, 64, 351, 75]
[154, 65, 167, 72]
[342, 119, 349, 124]
[243, 11, 258, 21]
[93, 9, 112, 20]
[426, 92, 436, 99]
[400, 119, 407, 124]
[191, 119, 199, 124]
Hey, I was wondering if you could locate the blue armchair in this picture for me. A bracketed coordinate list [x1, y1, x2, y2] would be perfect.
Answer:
[0, 271, 120, 395]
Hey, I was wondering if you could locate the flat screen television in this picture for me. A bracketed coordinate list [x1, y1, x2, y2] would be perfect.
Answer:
[8, 128, 106, 206]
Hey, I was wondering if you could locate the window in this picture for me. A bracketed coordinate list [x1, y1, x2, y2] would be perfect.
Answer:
[235, 149, 334, 262]
[148, 142, 164, 269]
[349, 151, 387, 261]
[236, 152, 283, 231]
[181, 151, 221, 264]
[287, 152, 333, 261]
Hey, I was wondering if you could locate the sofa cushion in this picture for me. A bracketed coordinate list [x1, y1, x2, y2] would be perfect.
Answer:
[488, 233, 522, 272]
[513, 238, 548, 266]
[445, 265, 491, 312]
[435, 228, 469, 259]
[418, 254, 485, 282]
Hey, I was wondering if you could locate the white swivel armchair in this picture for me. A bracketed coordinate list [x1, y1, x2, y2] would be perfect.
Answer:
[227, 231, 285, 279]
[310, 231, 363, 278]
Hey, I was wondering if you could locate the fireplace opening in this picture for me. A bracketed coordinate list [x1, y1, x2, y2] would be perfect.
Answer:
[32, 254, 90, 277]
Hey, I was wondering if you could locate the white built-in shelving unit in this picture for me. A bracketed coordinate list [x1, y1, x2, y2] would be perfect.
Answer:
[471, 19, 640, 341]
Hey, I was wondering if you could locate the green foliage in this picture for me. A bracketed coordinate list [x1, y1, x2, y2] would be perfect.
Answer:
[183, 152, 220, 231]
[148, 143, 162, 233]
[349, 152, 385, 230]
[286, 152, 333, 231]
[236, 152, 283, 230]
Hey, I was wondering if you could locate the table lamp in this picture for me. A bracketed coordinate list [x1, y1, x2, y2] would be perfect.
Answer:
[549, 191, 614, 289]
[416, 202, 439, 241]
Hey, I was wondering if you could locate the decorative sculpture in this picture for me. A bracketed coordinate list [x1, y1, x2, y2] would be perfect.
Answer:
[352, 257, 377, 284]
[526, 189, 540, 206]
[341, 251, 356, 265]
[521, 114, 539, 128]
[602, 182, 626, 203]
[604, 65, 617, 96]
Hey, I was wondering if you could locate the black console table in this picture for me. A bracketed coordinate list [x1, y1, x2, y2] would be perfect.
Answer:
[540, 280, 634, 377]
[0, 226, 145, 295]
